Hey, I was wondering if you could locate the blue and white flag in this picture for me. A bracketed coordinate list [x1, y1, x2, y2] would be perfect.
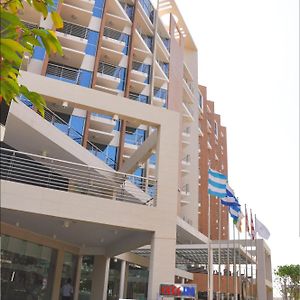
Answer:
[208, 168, 227, 198]
[221, 185, 241, 207]
[229, 205, 241, 222]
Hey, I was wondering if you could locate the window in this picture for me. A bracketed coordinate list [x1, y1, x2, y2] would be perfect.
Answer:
[214, 121, 218, 138]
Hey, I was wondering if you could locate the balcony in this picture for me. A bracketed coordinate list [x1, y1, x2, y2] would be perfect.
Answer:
[118, 1, 134, 21]
[138, 0, 154, 24]
[180, 184, 190, 205]
[128, 92, 149, 104]
[96, 62, 126, 93]
[129, 62, 150, 94]
[60, 0, 93, 28]
[152, 88, 167, 108]
[0, 148, 156, 205]
[102, 27, 129, 55]
[123, 129, 145, 155]
[105, 0, 132, 30]
[182, 102, 194, 122]
[181, 154, 191, 174]
[46, 63, 81, 85]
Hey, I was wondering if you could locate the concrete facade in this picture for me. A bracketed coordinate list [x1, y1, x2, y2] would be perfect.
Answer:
[0, 0, 273, 299]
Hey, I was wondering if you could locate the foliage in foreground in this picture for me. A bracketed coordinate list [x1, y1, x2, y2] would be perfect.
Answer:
[0, 0, 64, 116]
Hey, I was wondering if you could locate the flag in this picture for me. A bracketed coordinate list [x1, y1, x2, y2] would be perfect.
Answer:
[221, 185, 241, 207]
[245, 206, 250, 236]
[250, 209, 255, 240]
[255, 218, 270, 240]
[208, 168, 227, 198]
[229, 205, 244, 232]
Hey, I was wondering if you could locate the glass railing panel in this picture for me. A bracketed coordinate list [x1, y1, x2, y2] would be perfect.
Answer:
[153, 87, 168, 100]
[119, 1, 134, 21]
[141, 34, 153, 52]
[103, 27, 130, 55]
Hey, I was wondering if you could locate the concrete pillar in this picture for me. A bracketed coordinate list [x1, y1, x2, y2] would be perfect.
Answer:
[256, 240, 272, 300]
[147, 233, 176, 299]
[91, 256, 110, 300]
[119, 260, 127, 299]
[73, 255, 83, 300]
[52, 249, 64, 300]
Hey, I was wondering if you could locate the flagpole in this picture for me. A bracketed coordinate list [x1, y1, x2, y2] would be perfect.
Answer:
[255, 214, 258, 300]
[245, 204, 249, 281]
[218, 198, 222, 300]
[238, 228, 241, 298]
[250, 209, 254, 299]
[232, 221, 237, 300]
[208, 193, 213, 300]
[226, 222, 233, 299]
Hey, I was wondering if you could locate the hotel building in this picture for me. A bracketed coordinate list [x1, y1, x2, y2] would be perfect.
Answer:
[0, 0, 273, 299]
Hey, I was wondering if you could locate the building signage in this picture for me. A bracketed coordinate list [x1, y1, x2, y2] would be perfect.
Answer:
[159, 284, 197, 298]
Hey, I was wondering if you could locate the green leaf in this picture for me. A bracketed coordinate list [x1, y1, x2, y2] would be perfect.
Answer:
[51, 11, 63, 29]
[32, 0, 48, 19]
[0, 9, 23, 26]
[0, 43, 22, 65]
[22, 35, 41, 47]
[1, 38, 28, 54]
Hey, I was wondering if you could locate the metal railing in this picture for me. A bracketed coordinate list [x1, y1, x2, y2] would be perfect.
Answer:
[98, 62, 124, 79]
[124, 132, 145, 146]
[19, 96, 118, 169]
[103, 27, 129, 54]
[153, 87, 168, 100]
[0, 148, 157, 205]
[22, 21, 39, 30]
[57, 21, 89, 39]
[46, 62, 80, 84]
[128, 92, 149, 104]
[183, 102, 194, 117]
[132, 61, 150, 74]
[119, 1, 134, 20]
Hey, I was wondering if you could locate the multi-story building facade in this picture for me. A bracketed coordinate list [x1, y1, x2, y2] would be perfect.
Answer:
[198, 85, 229, 241]
[0, 0, 273, 299]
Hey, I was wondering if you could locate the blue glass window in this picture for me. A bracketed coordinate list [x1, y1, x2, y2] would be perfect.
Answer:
[125, 127, 146, 145]
[93, 0, 105, 18]
[32, 46, 46, 61]
[128, 93, 149, 104]
[78, 70, 93, 88]
[139, 0, 154, 23]
[85, 30, 99, 56]
[88, 143, 118, 169]
[149, 154, 156, 165]
[48, 0, 59, 12]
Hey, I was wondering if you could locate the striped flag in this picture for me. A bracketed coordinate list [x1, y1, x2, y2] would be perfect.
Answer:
[245, 206, 250, 237]
[250, 209, 255, 240]
[221, 185, 241, 207]
[229, 205, 244, 232]
[208, 168, 227, 198]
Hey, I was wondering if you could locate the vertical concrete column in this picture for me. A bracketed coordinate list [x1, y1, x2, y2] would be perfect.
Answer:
[91, 256, 110, 300]
[256, 240, 267, 300]
[73, 255, 83, 300]
[119, 260, 127, 299]
[52, 249, 65, 300]
[147, 233, 177, 299]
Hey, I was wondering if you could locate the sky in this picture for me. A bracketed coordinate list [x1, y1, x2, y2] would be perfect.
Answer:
[173, 0, 299, 296]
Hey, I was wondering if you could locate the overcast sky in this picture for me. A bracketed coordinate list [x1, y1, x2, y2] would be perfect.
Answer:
[173, 0, 299, 296]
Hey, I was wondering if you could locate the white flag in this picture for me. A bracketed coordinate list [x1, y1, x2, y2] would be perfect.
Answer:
[255, 218, 270, 240]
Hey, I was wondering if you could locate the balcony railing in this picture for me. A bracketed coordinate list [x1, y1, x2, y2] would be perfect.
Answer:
[46, 63, 80, 84]
[19, 96, 118, 169]
[57, 21, 89, 39]
[139, 0, 154, 23]
[98, 62, 124, 79]
[119, 0, 134, 21]
[103, 27, 129, 54]
[22, 21, 39, 30]
[161, 37, 170, 52]
[141, 33, 153, 52]
[153, 87, 168, 100]
[128, 92, 149, 104]
[157, 61, 169, 77]
[0, 148, 157, 205]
